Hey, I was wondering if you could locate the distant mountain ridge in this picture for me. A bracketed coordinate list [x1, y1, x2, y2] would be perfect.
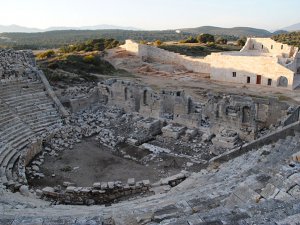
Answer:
[180, 26, 272, 37]
[0, 24, 141, 33]
[0, 24, 296, 37]
[281, 23, 300, 31]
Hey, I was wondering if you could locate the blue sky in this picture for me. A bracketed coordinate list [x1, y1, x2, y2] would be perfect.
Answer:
[1, 0, 299, 30]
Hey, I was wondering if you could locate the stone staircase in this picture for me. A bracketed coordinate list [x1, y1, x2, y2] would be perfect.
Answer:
[0, 79, 62, 134]
[0, 78, 63, 188]
[1, 133, 300, 224]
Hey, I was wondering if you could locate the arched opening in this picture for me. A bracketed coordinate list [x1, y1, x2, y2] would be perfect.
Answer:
[124, 87, 128, 101]
[187, 98, 193, 114]
[277, 76, 288, 87]
[143, 90, 148, 105]
[242, 106, 251, 123]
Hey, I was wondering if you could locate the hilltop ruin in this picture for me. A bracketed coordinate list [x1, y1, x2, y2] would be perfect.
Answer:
[1, 41, 300, 225]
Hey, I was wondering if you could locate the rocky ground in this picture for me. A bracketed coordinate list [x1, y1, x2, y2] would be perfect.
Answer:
[2, 131, 300, 224]
[25, 103, 213, 202]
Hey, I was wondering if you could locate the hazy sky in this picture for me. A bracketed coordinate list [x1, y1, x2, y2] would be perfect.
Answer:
[1, 0, 299, 30]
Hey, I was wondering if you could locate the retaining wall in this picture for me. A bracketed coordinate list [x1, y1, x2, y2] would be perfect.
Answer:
[121, 40, 211, 74]
[210, 121, 300, 163]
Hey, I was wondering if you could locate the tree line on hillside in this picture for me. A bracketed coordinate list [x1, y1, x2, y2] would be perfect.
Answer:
[36, 38, 120, 60]
[59, 38, 119, 53]
[0, 29, 241, 50]
[179, 34, 246, 46]
[272, 32, 300, 48]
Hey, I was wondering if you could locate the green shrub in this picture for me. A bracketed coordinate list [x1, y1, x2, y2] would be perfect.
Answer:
[180, 36, 198, 43]
[206, 42, 216, 48]
[197, 34, 215, 43]
[154, 40, 163, 46]
[237, 38, 246, 46]
[37, 50, 55, 59]
[216, 37, 228, 44]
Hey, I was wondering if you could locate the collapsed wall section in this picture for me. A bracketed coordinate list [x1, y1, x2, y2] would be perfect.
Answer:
[204, 95, 288, 141]
[98, 79, 203, 129]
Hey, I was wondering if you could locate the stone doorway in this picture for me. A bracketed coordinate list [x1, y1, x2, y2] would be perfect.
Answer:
[256, 75, 262, 84]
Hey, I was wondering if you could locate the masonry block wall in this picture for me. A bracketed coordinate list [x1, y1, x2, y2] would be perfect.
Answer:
[121, 39, 300, 90]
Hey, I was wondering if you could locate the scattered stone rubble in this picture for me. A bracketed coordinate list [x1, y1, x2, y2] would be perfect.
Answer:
[0, 49, 38, 80]
[1, 49, 300, 224]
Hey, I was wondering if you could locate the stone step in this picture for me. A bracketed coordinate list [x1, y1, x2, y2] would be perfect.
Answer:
[0, 88, 45, 99]
[32, 120, 61, 133]
[0, 111, 15, 120]
[5, 92, 48, 105]
[0, 122, 27, 136]
[0, 115, 16, 127]
[0, 85, 45, 97]
[16, 102, 54, 113]
[17, 105, 57, 117]
[0, 148, 17, 177]
[5, 152, 20, 181]
[0, 120, 24, 132]
[25, 114, 59, 125]
[0, 125, 32, 143]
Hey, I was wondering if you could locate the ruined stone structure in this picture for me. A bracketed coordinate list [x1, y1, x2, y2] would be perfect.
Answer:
[0, 50, 65, 189]
[98, 79, 203, 128]
[2, 50, 300, 225]
[122, 38, 300, 89]
[205, 94, 288, 141]
[97, 79, 287, 142]
[210, 38, 300, 89]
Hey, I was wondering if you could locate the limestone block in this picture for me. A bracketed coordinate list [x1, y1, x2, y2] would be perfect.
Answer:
[63, 182, 75, 187]
[274, 190, 293, 201]
[260, 183, 280, 199]
[42, 187, 55, 195]
[93, 182, 101, 189]
[142, 180, 150, 187]
[288, 185, 300, 198]
[162, 124, 186, 139]
[19, 185, 30, 197]
[66, 186, 76, 193]
[101, 182, 108, 190]
[227, 184, 261, 206]
[127, 178, 135, 186]
[126, 138, 139, 146]
[107, 182, 114, 189]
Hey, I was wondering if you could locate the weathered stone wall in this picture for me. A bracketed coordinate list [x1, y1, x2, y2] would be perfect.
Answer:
[283, 106, 300, 126]
[122, 39, 299, 89]
[121, 40, 211, 74]
[41, 172, 188, 205]
[241, 38, 298, 58]
[42, 180, 151, 205]
[69, 88, 104, 113]
[210, 120, 300, 164]
[204, 95, 288, 141]
[208, 53, 295, 89]
[98, 79, 202, 129]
